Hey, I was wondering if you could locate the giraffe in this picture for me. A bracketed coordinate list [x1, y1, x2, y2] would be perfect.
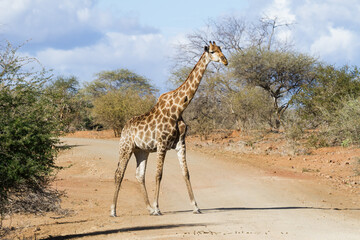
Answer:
[110, 41, 228, 217]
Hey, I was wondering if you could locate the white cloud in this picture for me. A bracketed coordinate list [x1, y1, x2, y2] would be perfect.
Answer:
[0, 0, 168, 90]
[297, 0, 360, 25]
[257, 0, 360, 65]
[0, 0, 30, 23]
[76, 7, 90, 23]
[265, 0, 296, 23]
[262, 0, 296, 44]
[0, 0, 158, 49]
[34, 32, 171, 88]
[310, 26, 359, 62]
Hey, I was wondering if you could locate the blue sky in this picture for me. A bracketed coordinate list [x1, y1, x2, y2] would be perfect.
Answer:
[1, 0, 360, 93]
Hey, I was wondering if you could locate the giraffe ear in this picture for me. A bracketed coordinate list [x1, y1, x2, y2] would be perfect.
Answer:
[204, 46, 209, 52]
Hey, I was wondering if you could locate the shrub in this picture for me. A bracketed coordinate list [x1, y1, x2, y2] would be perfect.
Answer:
[294, 65, 360, 147]
[45, 76, 91, 132]
[319, 97, 360, 145]
[0, 43, 62, 218]
[92, 89, 156, 136]
[228, 86, 273, 131]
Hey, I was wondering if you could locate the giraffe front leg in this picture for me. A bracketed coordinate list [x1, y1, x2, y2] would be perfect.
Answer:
[176, 140, 201, 214]
[152, 146, 167, 216]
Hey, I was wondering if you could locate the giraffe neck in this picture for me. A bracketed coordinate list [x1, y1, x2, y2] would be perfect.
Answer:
[153, 52, 210, 120]
[173, 52, 210, 112]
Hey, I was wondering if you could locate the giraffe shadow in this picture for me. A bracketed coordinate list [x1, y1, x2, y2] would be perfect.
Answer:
[40, 223, 213, 240]
[164, 206, 360, 214]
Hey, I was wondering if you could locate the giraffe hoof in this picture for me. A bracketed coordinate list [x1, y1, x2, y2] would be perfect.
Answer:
[151, 210, 162, 216]
[193, 209, 202, 214]
[110, 205, 117, 217]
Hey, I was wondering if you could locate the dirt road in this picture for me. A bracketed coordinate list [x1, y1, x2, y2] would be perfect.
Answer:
[8, 137, 360, 239]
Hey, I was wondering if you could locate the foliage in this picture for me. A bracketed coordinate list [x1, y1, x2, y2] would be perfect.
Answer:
[45, 76, 90, 132]
[228, 86, 273, 131]
[168, 66, 193, 86]
[0, 43, 62, 216]
[231, 47, 317, 129]
[85, 68, 158, 98]
[295, 65, 360, 125]
[311, 97, 360, 146]
[171, 16, 317, 132]
[92, 88, 156, 136]
[294, 65, 360, 146]
[182, 89, 218, 138]
[83, 69, 158, 135]
[169, 66, 231, 137]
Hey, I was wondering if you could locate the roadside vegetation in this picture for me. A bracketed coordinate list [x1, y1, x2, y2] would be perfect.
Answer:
[169, 16, 360, 147]
[0, 43, 64, 226]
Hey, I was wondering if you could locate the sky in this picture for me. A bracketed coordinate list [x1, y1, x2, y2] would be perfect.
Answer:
[1, 0, 360, 93]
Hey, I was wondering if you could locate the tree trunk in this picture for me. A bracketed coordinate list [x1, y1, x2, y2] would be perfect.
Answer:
[273, 96, 282, 131]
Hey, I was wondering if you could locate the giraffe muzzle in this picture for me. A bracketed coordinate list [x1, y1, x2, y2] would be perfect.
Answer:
[221, 57, 228, 66]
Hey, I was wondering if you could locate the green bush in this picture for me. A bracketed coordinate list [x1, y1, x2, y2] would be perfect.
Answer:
[228, 86, 273, 131]
[319, 98, 360, 145]
[92, 89, 156, 136]
[84, 69, 158, 134]
[0, 43, 61, 217]
[294, 65, 360, 147]
[296, 65, 360, 126]
[45, 76, 91, 132]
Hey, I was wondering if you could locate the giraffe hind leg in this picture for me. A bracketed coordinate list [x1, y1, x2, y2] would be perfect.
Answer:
[110, 143, 133, 217]
[176, 120, 201, 214]
[134, 150, 154, 214]
[176, 140, 201, 214]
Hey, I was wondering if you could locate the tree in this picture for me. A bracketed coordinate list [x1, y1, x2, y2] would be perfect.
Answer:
[172, 16, 311, 131]
[296, 64, 360, 125]
[0, 42, 62, 217]
[85, 68, 157, 98]
[85, 68, 158, 135]
[169, 65, 232, 137]
[228, 86, 273, 130]
[92, 89, 156, 136]
[294, 65, 360, 146]
[45, 76, 89, 132]
[231, 47, 317, 129]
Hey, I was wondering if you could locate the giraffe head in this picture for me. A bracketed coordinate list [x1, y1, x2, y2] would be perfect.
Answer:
[204, 41, 228, 66]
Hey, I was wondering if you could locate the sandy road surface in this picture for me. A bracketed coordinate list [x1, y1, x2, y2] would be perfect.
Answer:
[9, 137, 360, 239]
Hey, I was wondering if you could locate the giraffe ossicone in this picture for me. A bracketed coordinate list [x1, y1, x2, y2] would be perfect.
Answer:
[110, 41, 228, 217]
